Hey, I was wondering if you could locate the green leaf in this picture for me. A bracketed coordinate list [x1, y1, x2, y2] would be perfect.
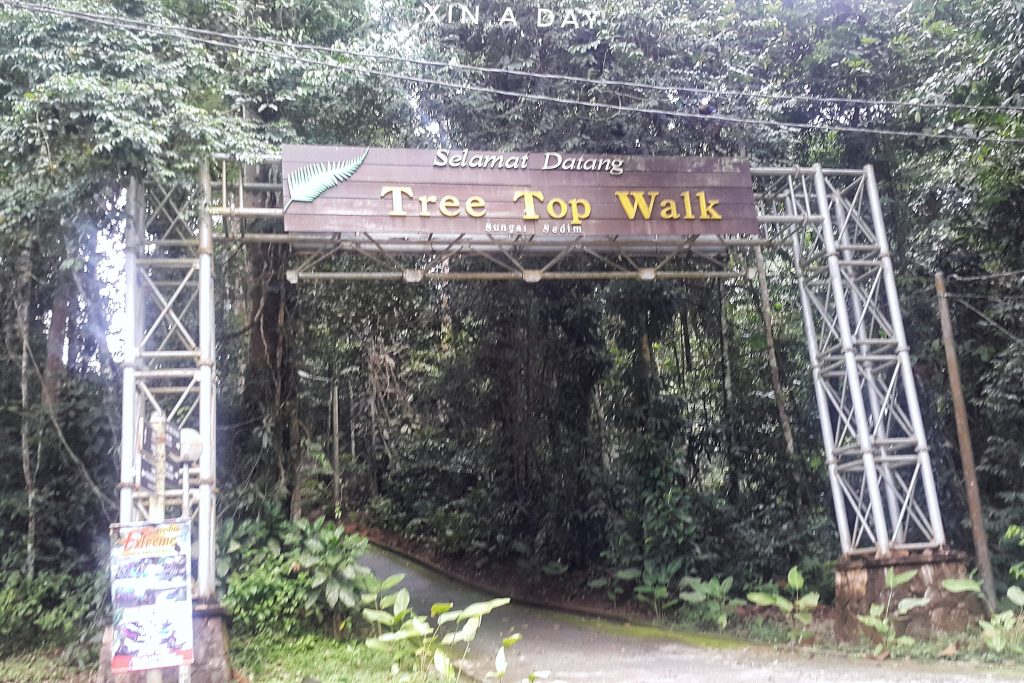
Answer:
[774, 596, 794, 613]
[437, 609, 463, 626]
[787, 566, 805, 591]
[613, 568, 642, 581]
[381, 573, 405, 591]
[678, 590, 706, 604]
[434, 649, 455, 678]
[286, 149, 369, 206]
[941, 577, 982, 594]
[393, 588, 410, 617]
[897, 596, 930, 615]
[747, 592, 779, 607]
[432, 601, 455, 618]
[794, 611, 813, 625]
[1007, 585, 1024, 607]
[326, 580, 340, 608]
[502, 633, 522, 648]
[460, 597, 511, 620]
[362, 608, 395, 626]
[869, 603, 883, 618]
[796, 592, 819, 611]
[856, 614, 888, 635]
[491, 646, 508, 677]
[886, 568, 917, 589]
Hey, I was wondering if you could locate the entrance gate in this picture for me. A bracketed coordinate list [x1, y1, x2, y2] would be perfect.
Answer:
[118, 156, 954, 659]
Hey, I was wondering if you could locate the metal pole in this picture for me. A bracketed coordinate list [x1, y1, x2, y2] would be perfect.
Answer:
[150, 412, 167, 522]
[120, 178, 141, 525]
[788, 196, 852, 553]
[332, 381, 341, 516]
[864, 165, 946, 547]
[197, 164, 216, 600]
[935, 272, 996, 609]
[813, 166, 890, 555]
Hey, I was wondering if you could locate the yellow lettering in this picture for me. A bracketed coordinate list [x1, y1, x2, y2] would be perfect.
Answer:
[417, 195, 439, 217]
[659, 200, 680, 220]
[697, 191, 721, 220]
[513, 190, 544, 220]
[569, 198, 591, 225]
[547, 197, 568, 219]
[438, 195, 461, 217]
[681, 191, 695, 220]
[465, 196, 486, 218]
[381, 186, 414, 216]
[615, 191, 658, 220]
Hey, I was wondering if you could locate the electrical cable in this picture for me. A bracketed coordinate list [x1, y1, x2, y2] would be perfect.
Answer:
[948, 269, 1024, 282]
[5, 0, 1024, 144]
[949, 296, 1024, 347]
[10, 0, 1024, 116]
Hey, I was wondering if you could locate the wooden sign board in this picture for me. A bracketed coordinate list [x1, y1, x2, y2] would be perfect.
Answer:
[282, 145, 757, 237]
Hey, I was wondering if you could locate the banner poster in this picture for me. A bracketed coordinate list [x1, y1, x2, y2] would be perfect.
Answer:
[109, 519, 194, 673]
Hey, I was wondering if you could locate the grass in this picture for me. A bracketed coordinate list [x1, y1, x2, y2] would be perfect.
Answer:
[231, 634, 436, 683]
[0, 650, 91, 683]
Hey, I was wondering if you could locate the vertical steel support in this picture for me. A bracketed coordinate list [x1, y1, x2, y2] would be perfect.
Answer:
[812, 166, 891, 555]
[119, 178, 141, 525]
[197, 165, 217, 599]
[864, 165, 946, 545]
[832, 195, 905, 543]
[788, 199, 853, 553]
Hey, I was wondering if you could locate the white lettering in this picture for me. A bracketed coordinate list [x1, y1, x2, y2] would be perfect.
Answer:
[537, 7, 554, 27]
[498, 6, 517, 27]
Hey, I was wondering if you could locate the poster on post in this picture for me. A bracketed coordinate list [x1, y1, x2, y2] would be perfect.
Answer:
[109, 519, 194, 673]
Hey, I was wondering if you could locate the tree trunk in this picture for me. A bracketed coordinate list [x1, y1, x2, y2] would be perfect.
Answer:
[719, 284, 738, 502]
[16, 248, 37, 579]
[43, 270, 72, 408]
[753, 247, 799, 469]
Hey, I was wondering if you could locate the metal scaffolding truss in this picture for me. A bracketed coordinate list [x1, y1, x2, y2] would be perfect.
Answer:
[121, 174, 217, 600]
[119, 157, 946, 607]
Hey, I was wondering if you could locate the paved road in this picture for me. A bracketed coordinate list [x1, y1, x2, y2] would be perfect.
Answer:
[360, 546, 1019, 683]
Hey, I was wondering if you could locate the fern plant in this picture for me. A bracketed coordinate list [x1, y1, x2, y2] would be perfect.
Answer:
[286, 149, 368, 209]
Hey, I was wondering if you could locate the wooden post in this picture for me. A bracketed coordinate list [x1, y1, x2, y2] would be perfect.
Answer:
[935, 271, 996, 610]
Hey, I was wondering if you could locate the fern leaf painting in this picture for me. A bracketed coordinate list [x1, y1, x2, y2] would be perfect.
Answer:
[285, 149, 369, 211]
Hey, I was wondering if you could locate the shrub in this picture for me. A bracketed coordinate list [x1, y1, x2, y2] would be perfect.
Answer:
[0, 571, 99, 656]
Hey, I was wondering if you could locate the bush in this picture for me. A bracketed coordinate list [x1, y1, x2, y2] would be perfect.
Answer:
[220, 516, 368, 637]
[0, 571, 100, 657]
[223, 562, 320, 636]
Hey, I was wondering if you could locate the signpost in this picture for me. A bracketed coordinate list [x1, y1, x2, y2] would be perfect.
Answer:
[281, 146, 758, 236]
[110, 520, 194, 674]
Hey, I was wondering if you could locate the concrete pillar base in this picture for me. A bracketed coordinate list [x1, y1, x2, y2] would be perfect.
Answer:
[96, 603, 231, 683]
[834, 549, 985, 642]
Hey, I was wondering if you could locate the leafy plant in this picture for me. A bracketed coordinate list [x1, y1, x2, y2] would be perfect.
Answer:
[747, 566, 819, 643]
[280, 517, 369, 635]
[587, 567, 642, 606]
[855, 568, 929, 656]
[220, 516, 368, 636]
[0, 570, 100, 657]
[942, 577, 1024, 653]
[363, 588, 516, 681]
[632, 557, 685, 619]
[678, 575, 744, 630]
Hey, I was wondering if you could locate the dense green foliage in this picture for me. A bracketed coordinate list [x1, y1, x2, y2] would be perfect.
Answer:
[2, 0, 1024, 659]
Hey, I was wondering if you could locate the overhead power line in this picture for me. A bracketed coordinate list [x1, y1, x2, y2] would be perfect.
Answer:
[5, 0, 1024, 144]
[9, 0, 1024, 116]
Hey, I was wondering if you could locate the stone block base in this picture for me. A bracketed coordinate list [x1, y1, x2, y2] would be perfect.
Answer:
[96, 603, 231, 683]
[834, 549, 985, 642]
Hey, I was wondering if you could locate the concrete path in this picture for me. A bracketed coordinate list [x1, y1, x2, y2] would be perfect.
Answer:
[360, 546, 1019, 683]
